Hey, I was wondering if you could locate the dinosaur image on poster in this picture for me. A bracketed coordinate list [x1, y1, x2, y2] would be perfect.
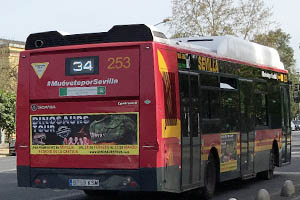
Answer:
[30, 113, 139, 155]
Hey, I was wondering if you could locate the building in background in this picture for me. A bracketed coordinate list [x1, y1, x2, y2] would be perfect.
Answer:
[0, 39, 25, 92]
[0, 39, 24, 144]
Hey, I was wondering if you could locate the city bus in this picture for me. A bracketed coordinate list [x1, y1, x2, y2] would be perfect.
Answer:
[16, 24, 291, 198]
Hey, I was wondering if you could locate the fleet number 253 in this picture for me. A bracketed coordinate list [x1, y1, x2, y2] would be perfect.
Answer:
[107, 57, 131, 69]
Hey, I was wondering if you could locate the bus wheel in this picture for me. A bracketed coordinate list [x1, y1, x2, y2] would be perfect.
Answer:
[258, 149, 274, 180]
[202, 153, 217, 199]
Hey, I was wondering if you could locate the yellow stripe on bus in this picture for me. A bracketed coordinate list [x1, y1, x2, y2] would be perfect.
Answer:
[157, 49, 168, 73]
[255, 144, 272, 152]
[255, 139, 274, 144]
[220, 160, 237, 173]
[161, 119, 181, 139]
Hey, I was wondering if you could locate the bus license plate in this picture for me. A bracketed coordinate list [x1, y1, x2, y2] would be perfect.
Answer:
[69, 179, 99, 187]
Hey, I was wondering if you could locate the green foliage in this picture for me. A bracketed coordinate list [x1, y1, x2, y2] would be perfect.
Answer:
[0, 91, 16, 141]
[0, 51, 19, 93]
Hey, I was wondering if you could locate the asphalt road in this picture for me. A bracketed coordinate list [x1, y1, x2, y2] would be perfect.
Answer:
[0, 131, 300, 200]
[0, 159, 85, 200]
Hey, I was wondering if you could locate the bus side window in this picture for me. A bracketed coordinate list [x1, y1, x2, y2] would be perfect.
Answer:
[267, 83, 281, 129]
[255, 93, 268, 127]
[200, 74, 218, 87]
[179, 73, 190, 137]
[179, 74, 189, 102]
[199, 74, 221, 134]
[190, 75, 199, 104]
[201, 89, 220, 119]
[221, 90, 239, 132]
[281, 85, 290, 132]
[190, 75, 199, 137]
[254, 82, 268, 127]
[201, 89, 221, 133]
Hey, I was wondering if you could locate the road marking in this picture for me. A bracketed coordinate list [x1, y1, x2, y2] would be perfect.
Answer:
[275, 171, 300, 175]
[0, 168, 16, 173]
[292, 152, 300, 154]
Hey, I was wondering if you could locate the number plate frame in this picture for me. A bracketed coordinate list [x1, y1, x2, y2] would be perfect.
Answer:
[69, 179, 100, 187]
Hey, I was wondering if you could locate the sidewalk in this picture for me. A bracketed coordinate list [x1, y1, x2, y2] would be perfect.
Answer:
[0, 143, 9, 156]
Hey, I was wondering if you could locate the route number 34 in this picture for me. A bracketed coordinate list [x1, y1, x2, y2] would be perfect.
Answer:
[107, 57, 131, 69]
[73, 60, 93, 72]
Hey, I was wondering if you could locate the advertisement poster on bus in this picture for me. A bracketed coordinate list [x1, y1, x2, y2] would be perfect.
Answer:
[30, 113, 139, 155]
[220, 132, 238, 172]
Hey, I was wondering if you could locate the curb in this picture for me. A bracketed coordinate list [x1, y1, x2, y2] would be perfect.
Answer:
[0, 148, 9, 156]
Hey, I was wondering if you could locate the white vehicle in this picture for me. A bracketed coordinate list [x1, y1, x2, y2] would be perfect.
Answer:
[291, 121, 296, 131]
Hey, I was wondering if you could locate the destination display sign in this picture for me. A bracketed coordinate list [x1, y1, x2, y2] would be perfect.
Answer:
[177, 52, 219, 73]
[65, 56, 99, 76]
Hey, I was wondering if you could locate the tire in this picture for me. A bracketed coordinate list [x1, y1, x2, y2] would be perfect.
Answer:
[258, 149, 274, 180]
[202, 153, 217, 199]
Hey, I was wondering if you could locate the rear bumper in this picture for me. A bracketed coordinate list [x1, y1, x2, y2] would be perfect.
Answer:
[17, 166, 163, 192]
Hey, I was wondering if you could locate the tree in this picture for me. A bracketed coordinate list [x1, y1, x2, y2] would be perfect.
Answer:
[0, 51, 20, 92]
[168, 0, 274, 40]
[0, 91, 16, 142]
[0, 41, 22, 142]
[234, 0, 274, 40]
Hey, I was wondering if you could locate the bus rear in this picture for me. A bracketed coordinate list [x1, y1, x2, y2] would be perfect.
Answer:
[16, 25, 163, 192]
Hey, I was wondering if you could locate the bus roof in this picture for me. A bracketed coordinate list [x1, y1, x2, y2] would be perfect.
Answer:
[25, 24, 285, 71]
[175, 36, 285, 71]
[25, 24, 167, 50]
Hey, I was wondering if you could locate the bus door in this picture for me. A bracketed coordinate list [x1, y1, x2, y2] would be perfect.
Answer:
[179, 72, 201, 188]
[280, 85, 292, 164]
[239, 80, 255, 176]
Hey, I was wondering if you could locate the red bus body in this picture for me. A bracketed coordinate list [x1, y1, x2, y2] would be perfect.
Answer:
[16, 24, 291, 194]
